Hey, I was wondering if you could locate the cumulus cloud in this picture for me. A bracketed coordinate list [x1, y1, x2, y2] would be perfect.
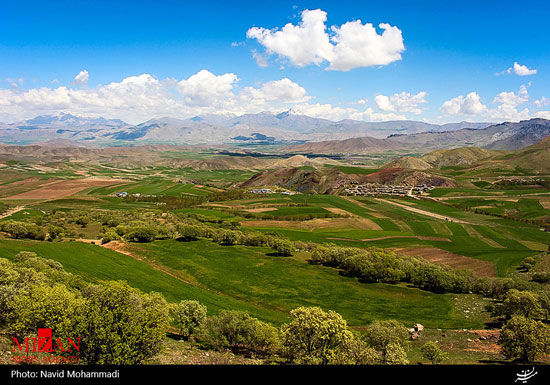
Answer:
[252, 51, 268, 67]
[440, 86, 534, 122]
[374, 91, 427, 115]
[493, 84, 528, 106]
[535, 96, 549, 108]
[499, 62, 537, 76]
[241, 78, 309, 103]
[291, 103, 406, 121]
[440, 92, 487, 115]
[175, 70, 238, 107]
[0, 71, 316, 124]
[246, 9, 404, 71]
[74, 70, 89, 85]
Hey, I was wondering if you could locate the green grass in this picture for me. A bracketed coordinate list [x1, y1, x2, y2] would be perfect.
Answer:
[0, 238, 481, 329]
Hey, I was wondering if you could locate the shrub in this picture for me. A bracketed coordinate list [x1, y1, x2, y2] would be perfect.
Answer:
[200, 310, 280, 356]
[124, 226, 158, 242]
[499, 316, 550, 362]
[270, 238, 294, 256]
[171, 300, 207, 339]
[281, 307, 354, 365]
[421, 341, 448, 364]
[502, 289, 543, 319]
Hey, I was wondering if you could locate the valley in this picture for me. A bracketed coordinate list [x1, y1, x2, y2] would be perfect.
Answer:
[1, 126, 550, 364]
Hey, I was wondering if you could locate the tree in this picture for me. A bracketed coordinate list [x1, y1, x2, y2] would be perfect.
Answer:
[499, 316, 550, 362]
[421, 341, 448, 364]
[362, 319, 409, 362]
[270, 239, 294, 256]
[281, 307, 354, 365]
[6, 283, 84, 340]
[77, 281, 170, 364]
[124, 226, 157, 243]
[384, 343, 409, 364]
[200, 310, 280, 356]
[171, 300, 207, 339]
[502, 289, 543, 319]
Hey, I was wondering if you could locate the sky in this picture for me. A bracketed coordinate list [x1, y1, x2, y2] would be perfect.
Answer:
[1, 0, 549, 124]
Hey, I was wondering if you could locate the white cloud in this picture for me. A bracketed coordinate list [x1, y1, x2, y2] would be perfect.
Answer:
[291, 103, 406, 121]
[247, 9, 334, 67]
[246, 8, 404, 71]
[0, 71, 316, 124]
[374, 91, 427, 115]
[440, 92, 487, 115]
[328, 20, 404, 71]
[175, 70, 238, 107]
[534, 96, 549, 107]
[534, 110, 550, 119]
[252, 51, 268, 67]
[493, 84, 528, 106]
[440, 86, 534, 122]
[508, 62, 537, 76]
[74, 70, 89, 85]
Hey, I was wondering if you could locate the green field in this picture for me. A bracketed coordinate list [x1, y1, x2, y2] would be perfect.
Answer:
[0, 238, 486, 329]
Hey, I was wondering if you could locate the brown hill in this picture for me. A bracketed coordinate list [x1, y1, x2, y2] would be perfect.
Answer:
[239, 167, 354, 194]
[280, 136, 402, 154]
[419, 147, 498, 168]
[383, 156, 432, 171]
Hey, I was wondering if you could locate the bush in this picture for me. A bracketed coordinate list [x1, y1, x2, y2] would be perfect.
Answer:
[124, 226, 158, 243]
[362, 319, 409, 362]
[77, 281, 170, 364]
[200, 310, 280, 356]
[270, 238, 294, 256]
[171, 300, 207, 339]
[499, 316, 550, 362]
[101, 230, 120, 244]
[421, 341, 448, 364]
[281, 307, 354, 365]
[502, 289, 543, 319]
[532, 272, 550, 284]
[0, 221, 46, 240]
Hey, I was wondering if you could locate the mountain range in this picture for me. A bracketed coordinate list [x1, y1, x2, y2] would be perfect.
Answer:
[0, 111, 492, 146]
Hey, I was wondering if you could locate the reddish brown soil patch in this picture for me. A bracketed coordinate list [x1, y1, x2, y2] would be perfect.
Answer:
[6, 178, 127, 199]
[394, 247, 495, 277]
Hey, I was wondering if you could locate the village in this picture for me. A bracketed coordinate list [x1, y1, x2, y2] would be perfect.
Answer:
[343, 183, 435, 197]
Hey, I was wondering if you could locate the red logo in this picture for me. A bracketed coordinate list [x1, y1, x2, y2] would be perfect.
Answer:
[11, 328, 81, 363]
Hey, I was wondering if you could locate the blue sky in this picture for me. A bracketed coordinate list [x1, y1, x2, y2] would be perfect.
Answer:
[1, 0, 549, 124]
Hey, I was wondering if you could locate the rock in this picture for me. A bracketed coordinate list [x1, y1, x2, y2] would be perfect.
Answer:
[414, 323, 424, 332]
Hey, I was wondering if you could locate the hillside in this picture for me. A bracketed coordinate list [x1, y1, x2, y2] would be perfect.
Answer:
[280, 136, 404, 154]
[388, 118, 550, 151]
[239, 167, 354, 194]
[419, 147, 498, 168]
[503, 135, 550, 173]
[383, 156, 432, 171]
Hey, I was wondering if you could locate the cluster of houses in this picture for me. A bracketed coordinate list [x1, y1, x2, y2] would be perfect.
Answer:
[249, 188, 295, 195]
[113, 191, 157, 198]
[343, 183, 435, 197]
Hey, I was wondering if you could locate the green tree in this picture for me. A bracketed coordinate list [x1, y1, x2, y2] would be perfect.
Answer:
[281, 307, 354, 365]
[270, 239, 294, 256]
[502, 289, 543, 319]
[200, 310, 280, 356]
[362, 319, 409, 362]
[421, 341, 448, 364]
[77, 281, 170, 364]
[171, 300, 207, 339]
[499, 316, 550, 362]
[384, 343, 409, 364]
[6, 283, 84, 340]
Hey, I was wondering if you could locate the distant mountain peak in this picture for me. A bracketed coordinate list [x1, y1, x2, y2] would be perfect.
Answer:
[276, 108, 299, 119]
